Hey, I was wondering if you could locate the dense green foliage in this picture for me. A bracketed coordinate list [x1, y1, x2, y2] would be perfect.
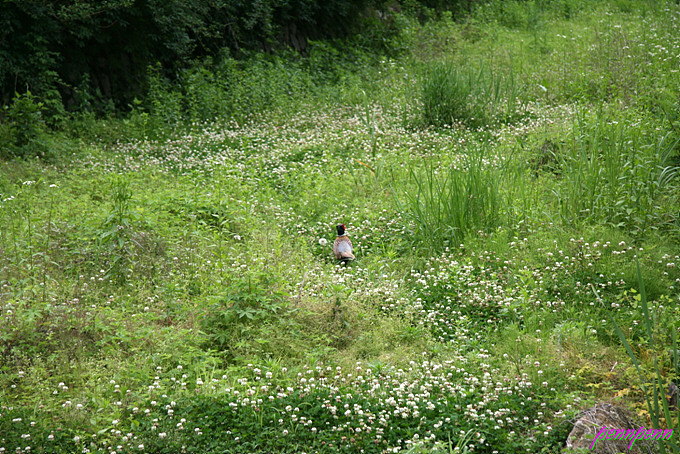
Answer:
[420, 62, 525, 127]
[398, 153, 504, 250]
[0, 0, 393, 111]
[2, 0, 680, 453]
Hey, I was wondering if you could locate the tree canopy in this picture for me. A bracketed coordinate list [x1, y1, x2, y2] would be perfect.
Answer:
[0, 0, 385, 110]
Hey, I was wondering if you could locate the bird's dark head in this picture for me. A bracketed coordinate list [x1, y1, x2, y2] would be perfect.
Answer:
[336, 224, 346, 236]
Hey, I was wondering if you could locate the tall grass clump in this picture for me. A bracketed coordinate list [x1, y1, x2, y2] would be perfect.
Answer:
[398, 152, 503, 251]
[608, 261, 680, 453]
[420, 60, 524, 128]
[552, 110, 680, 234]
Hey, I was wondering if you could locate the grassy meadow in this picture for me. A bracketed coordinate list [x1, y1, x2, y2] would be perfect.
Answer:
[2, 1, 680, 452]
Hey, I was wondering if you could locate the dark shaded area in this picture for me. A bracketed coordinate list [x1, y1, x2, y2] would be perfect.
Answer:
[0, 0, 400, 111]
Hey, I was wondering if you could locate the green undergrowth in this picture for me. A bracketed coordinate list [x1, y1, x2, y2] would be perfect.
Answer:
[2, 1, 680, 453]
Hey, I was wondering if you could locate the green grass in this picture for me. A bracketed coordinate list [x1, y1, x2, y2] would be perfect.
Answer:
[609, 260, 680, 453]
[397, 150, 504, 251]
[2, 1, 680, 453]
[419, 61, 525, 128]
[551, 108, 680, 233]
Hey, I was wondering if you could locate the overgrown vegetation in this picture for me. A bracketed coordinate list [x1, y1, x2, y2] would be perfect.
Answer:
[398, 152, 504, 250]
[0, 0, 398, 109]
[420, 62, 525, 127]
[2, 0, 680, 453]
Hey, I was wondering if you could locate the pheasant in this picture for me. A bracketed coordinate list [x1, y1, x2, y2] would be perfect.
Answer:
[333, 224, 355, 262]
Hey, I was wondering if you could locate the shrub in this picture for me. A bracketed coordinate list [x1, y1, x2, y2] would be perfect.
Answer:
[201, 274, 296, 363]
[137, 52, 323, 127]
[1, 91, 48, 159]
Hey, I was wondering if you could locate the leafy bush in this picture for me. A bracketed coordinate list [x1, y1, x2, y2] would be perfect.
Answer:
[138, 52, 324, 127]
[97, 176, 141, 282]
[201, 275, 297, 363]
[1, 91, 48, 159]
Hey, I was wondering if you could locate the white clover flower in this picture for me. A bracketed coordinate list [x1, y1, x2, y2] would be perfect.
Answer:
[319, 238, 328, 246]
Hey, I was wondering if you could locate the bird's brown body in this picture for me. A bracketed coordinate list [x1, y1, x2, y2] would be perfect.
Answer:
[333, 224, 355, 261]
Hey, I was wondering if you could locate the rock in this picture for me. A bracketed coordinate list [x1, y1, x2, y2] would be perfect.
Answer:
[668, 381, 679, 411]
[564, 403, 657, 454]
